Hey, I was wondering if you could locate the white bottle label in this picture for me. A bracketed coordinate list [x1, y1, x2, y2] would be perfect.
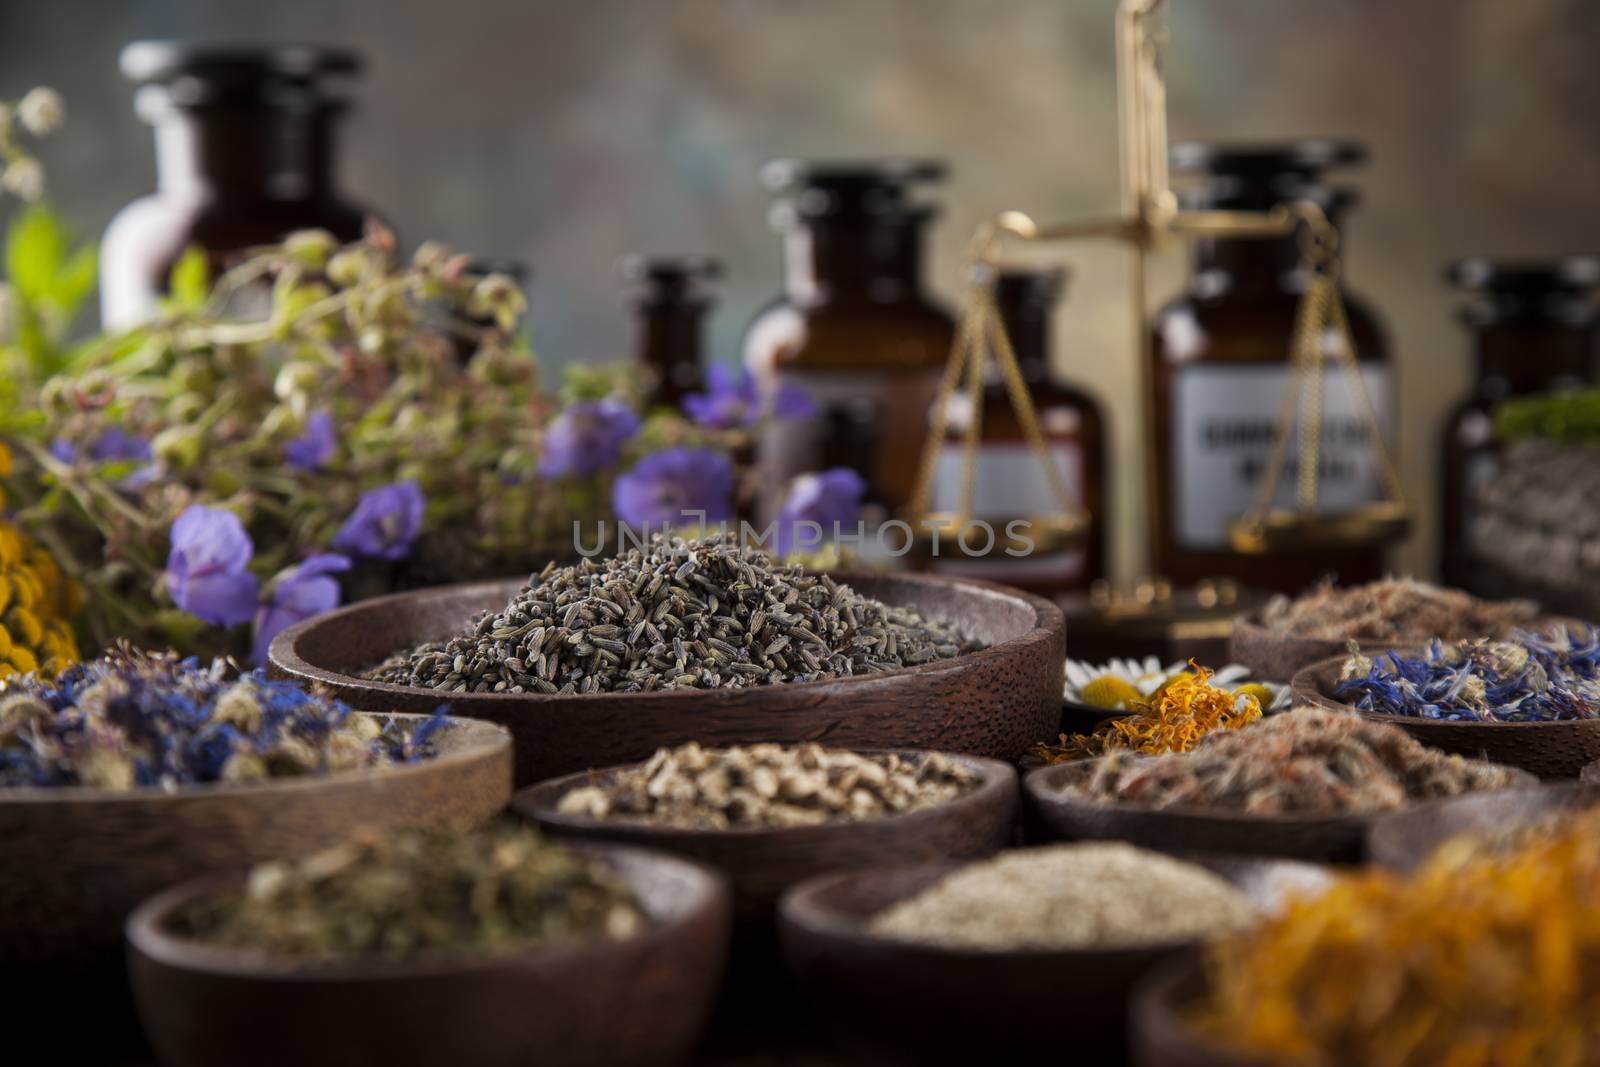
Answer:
[1171, 363, 1394, 550]
[930, 441, 1086, 577]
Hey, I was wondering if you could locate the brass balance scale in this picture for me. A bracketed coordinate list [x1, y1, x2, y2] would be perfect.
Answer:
[906, 0, 1410, 562]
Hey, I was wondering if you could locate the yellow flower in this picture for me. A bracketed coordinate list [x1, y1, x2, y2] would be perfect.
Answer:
[0, 442, 12, 477]
[7, 646, 38, 674]
[0, 515, 81, 676]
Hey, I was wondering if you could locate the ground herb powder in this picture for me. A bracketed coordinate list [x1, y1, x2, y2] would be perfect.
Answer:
[869, 844, 1255, 951]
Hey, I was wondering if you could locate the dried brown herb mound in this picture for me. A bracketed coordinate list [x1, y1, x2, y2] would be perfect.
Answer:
[1067, 708, 1533, 815]
[367, 532, 978, 694]
[1259, 577, 1539, 644]
[556, 742, 982, 830]
[170, 824, 644, 962]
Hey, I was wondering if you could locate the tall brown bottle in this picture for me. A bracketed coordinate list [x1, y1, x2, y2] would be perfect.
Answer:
[1440, 258, 1599, 590]
[932, 267, 1108, 594]
[101, 43, 371, 329]
[1150, 141, 1393, 592]
[619, 255, 721, 407]
[743, 160, 956, 523]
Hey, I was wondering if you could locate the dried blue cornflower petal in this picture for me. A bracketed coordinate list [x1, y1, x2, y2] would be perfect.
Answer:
[0, 645, 450, 792]
[1333, 627, 1600, 723]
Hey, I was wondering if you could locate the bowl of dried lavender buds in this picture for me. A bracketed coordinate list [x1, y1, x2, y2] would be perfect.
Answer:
[1228, 576, 1558, 682]
[0, 647, 510, 1059]
[269, 532, 1065, 785]
[1023, 708, 1534, 864]
[127, 824, 728, 1067]
[1293, 627, 1600, 778]
[1134, 799, 1600, 1067]
[514, 741, 1015, 1034]
[779, 843, 1331, 1067]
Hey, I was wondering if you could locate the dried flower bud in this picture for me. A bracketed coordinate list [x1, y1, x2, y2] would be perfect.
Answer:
[325, 250, 366, 288]
[469, 274, 527, 332]
[152, 426, 203, 470]
[412, 241, 451, 274]
[284, 229, 336, 270]
[17, 87, 64, 137]
[274, 361, 322, 400]
[1, 157, 44, 201]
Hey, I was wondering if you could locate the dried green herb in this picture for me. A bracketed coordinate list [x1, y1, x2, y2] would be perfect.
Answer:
[170, 824, 644, 962]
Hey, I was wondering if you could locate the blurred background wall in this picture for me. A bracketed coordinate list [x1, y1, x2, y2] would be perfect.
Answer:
[3, 0, 1597, 578]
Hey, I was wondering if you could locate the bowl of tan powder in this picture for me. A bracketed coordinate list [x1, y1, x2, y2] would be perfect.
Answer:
[778, 843, 1328, 1067]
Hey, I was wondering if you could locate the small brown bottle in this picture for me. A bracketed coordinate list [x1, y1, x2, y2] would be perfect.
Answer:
[618, 255, 721, 407]
[1440, 257, 1599, 589]
[932, 267, 1108, 594]
[743, 160, 956, 521]
[1150, 141, 1393, 592]
[101, 43, 371, 329]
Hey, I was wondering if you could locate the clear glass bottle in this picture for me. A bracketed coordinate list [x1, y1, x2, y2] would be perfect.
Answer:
[932, 267, 1108, 594]
[619, 254, 721, 407]
[1150, 140, 1393, 592]
[1440, 257, 1599, 589]
[743, 160, 956, 522]
[101, 43, 371, 329]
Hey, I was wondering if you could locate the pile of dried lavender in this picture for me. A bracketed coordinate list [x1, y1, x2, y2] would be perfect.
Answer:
[368, 533, 977, 694]
[868, 844, 1257, 951]
[1336, 628, 1600, 722]
[1259, 577, 1539, 644]
[555, 742, 981, 830]
[0, 646, 444, 791]
[170, 824, 643, 961]
[1064, 709, 1532, 815]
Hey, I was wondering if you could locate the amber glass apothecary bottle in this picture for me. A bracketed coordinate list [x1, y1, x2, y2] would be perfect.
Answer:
[932, 267, 1107, 594]
[1440, 257, 1599, 589]
[1150, 141, 1393, 592]
[101, 43, 371, 329]
[619, 255, 721, 407]
[743, 160, 956, 520]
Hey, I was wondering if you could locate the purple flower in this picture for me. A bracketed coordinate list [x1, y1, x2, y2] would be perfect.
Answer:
[52, 427, 160, 491]
[332, 481, 425, 561]
[682, 365, 817, 429]
[251, 553, 352, 665]
[612, 447, 734, 528]
[284, 410, 337, 472]
[539, 398, 639, 478]
[776, 467, 868, 555]
[165, 505, 260, 627]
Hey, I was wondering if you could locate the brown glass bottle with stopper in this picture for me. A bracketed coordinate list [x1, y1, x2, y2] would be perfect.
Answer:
[618, 255, 721, 407]
[743, 160, 956, 521]
[1440, 257, 1599, 589]
[932, 266, 1108, 593]
[1150, 141, 1393, 592]
[101, 43, 371, 329]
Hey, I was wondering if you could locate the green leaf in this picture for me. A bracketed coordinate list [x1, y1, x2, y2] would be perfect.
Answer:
[4, 202, 66, 304]
[55, 244, 98, 314]
[167, 246, 209, 310]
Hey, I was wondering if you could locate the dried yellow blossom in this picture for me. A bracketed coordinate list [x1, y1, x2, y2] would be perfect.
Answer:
[1197, 806, 1600, 1067]
[0, 443, 80, 677]
[1036, 662, 1261, 764]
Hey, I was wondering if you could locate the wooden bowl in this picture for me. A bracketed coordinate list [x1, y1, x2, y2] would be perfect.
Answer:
[269, 572, 1066, 786]
[513, 751, 1016, 1036]
[1131, 957, 1283, 1067]
[128, 843, 729, 1067]
[1024, 758, 1383, 864]
[0, 713, 510, 1061]
[1367, 782, 1600, 871]
[1228, 608, 1580, 684]
[1292, 654, 1600, 779]
[780, 853, 1330, 1067]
